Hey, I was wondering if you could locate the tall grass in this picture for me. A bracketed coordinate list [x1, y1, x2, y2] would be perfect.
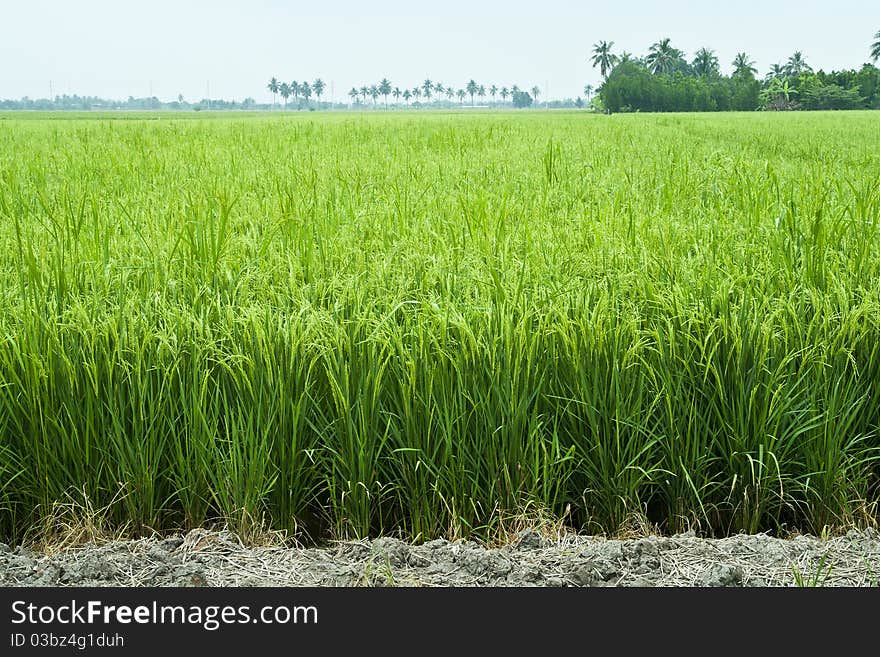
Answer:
[0, 111, 878, 544]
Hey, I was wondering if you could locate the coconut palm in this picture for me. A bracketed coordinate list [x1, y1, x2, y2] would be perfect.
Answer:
[434, 82, 444, 97]
[300, 81, 312, 105]
[313, 79, 326, 105]
[646, 38, 684, 75]
[765, 64, 785, 82]
[392, 87, 402, 105]
[590, 41, 618, 78]
[290, 81, 300, 105]
[583, 84, 594, 101]
[379, 78, 392, 108]
[784, 51, 812, 76]
[489, 85, 498, 102]
[466, 80, 478, 105]
[531, 85, 541, 103]
[403, 89, 412, 105]
[422, 79, 433, 101]
[500, 87, 509, 102]
[279, 82, 291, 108]
[412, 87, 422, 103]
[871, 30, 880, 62]
[348, 88, 359, 107]
[456, 89, 466, 104]
[732, 52, 757, 78]
[369, 85, 379, 105]
[445, 87, 454, 102]
[478, 85, 486, 103]
[692, 48, 720, 77]
[359, 86, 369, 104]
[267, 77, 279, 107]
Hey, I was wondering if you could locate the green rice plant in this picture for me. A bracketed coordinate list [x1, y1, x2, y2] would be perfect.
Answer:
[0, 110, 878, 545]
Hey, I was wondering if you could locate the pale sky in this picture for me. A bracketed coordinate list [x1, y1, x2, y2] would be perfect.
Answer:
[2, 0, 878, 102]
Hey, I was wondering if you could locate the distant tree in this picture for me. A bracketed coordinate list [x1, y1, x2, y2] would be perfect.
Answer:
[646, 38, 685, 75]
[422, 79, 433, 101]
[466, 80, 478, 105]
[445, 87, 454, 102]
[456, 88, 466, 104]
[531, 85, 541, 104]
[478, 85, 486, 103]
[267, 77, 279, 107]
[732, 52, 758, 78]
[393, 87, 402, 105]
[313, 79, 326, 105]
[360, 86, 369, 104]
[765, 63, 786, 81]
[348, 87, 359, 107]
[591, 41, 618, 78]
[490, 85, 498, 102]
[872, 30, 880, 62]
[761, 77, 798, 110]
[412, 87, 421, 102]
[403, 89, 412, 105]
[512, 90, 533, 108]
[583, 84, 594, 100]
[692, 48, 720, 77]
[785, 51, 812, 76]
[434, 82, 445, 97]
[511, 84, 520, 95]
[369, 85, 379, 105]
[300, 81, 312, 105]
[500, 87, 510, 101]
[279, 82, 291, 108]
[379, 78, 392, 108]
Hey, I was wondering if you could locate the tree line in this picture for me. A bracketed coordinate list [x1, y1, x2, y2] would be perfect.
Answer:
[591, 32, 880, 113]
[267, 77, 544, 109]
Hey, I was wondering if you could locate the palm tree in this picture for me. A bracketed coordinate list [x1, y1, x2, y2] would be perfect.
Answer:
[290, 81, 300, 106]
[871, 30, 880, 62]
[434, 82, 445, 98]
[784, 51, 812, 77]
[646, 38, 684, 75]
[267, 77, 279, 107]
[500, 87, 509, 102]
[379, 78, 392, 108]
[691, 48, 719, 77]
[761, 77, 798, 110]
[531, 85, 541, 104]
[732, 52, 757, 78]
[490, 85, 498, 103]
[765, 64, 785, 82]
[348, 88, 359, 107]
[466, 80, 478, 105]
[583, 84, 594, 101]
[412, 87, 421, 103]
[422, 79, 433, 101]
[393, 87, 402, 105]
[445, 87, 454, 102]
[369, 85, 379, 106]
[279, 82, 291, 109]
[590, 41, 618, 78]
[313, 79, 326, 105]
[300, 81, 312, 105]
[456, 89, 466, 105]
[359, 86, 369, 104]
[403, 89, 412, 105]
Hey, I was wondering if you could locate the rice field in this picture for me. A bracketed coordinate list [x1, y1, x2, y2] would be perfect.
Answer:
[0, 110, 878, 544]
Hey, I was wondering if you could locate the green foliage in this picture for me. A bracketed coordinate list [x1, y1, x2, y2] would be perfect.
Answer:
[511, 91, 533, 108]
[0, 112, 879, 544]
[800, 85, 866, 110]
